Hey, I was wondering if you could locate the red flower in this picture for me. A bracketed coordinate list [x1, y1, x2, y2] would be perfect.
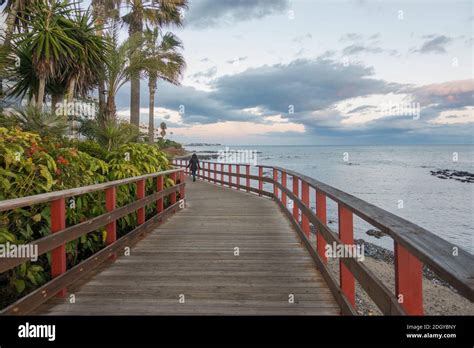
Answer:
[56, 156, 69, 165]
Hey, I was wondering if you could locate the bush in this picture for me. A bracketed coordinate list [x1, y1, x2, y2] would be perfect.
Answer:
[75, 139, 108, 161]
[0, 128, 109, 299]
[0, 127, 176, 306]
[156, 138, 182, 149]
[0, 106, 68, 140]
[106, 143, 173, 235]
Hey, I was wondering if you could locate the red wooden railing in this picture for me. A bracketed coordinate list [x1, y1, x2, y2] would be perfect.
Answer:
[173, 158, 474, 316]
[0, 168, 185, 315]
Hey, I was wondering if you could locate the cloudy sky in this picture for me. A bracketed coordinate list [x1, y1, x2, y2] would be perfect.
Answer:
[3, 0, 473, 144]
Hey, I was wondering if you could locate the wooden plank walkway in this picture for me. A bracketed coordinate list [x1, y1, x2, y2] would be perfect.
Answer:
[33, 177, 340, 315]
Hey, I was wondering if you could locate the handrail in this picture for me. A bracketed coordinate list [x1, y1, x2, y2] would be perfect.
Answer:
[173, 159, 474, 315]
[272, 166, 474, 302]
[0, 168, 186, 314]
[0, 168, 183, 212]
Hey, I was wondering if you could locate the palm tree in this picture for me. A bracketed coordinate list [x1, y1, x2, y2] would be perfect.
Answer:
[141, 27, 185, 143]
[160, 121, 167, 139]
[92, 119, 140, 151]
[103, 27, 142, 122]
[2, 0, 35, 46]
[1, 0, 35, 101]
[119, 0, 188, 127]
[91, 0, 120, 115]
[65, 8, 109, 103]
[14, 1, 81, 109]
[8, 2, 108, 115]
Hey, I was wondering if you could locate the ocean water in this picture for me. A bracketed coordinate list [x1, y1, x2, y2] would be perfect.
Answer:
[184, 145, 474, 254]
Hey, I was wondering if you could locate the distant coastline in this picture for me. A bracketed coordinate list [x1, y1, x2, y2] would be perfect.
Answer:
[185, 143, 222, 146]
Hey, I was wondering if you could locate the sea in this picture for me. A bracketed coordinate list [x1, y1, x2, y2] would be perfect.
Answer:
[184, 145, 474, 255]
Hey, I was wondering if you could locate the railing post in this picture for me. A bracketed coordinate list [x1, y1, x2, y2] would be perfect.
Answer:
[338, 204, 355, 308]
[179, 170, 185, 200]
[157, 175, 164, 214]
[236, 165, 240, 190]
[228, 164, 232, 188]
[170, 172, 177, 205]
[258, 166, 263, 196]
[137, 180, 145, 224]
[213, 163, 217, 184]
[220, 164, 224, 186]
[207, 162, 211, 182]
[301, 181, 310, 237]
[51, 198, 66, 297]
[246, 165, 250, 192]
[105, 187, 117, 259]
[395, 242, 423, 315]
[316, 190, 327, 264]
[281, 171, 287, 208]
[273, 168, 278, 198]
[182, 160, 187, 178]
[292, 176, 299, 222]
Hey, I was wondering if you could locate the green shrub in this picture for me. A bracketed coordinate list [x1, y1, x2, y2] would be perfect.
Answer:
[0, 127, 176, 307]
[0, 128, 109, 299]
[75, 139, 108, 160]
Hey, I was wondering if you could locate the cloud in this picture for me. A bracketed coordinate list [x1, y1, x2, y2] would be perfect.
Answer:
[413, 35, 453, 54]
[116, 81, 260, 125]
[292, 33, 312, 43]
[342, 44, 383, 55]
[339, 33, 398, 56]
[190, 66, 218, 80]
[411, 79, 474, 110]
[346, 105, 377, 114]
[339, 33, 363, 42]
[115, 60, 473, 144]
[211, 58, 401, 116]
[226, 56, 248, 64]
[185, 0, 290, 28]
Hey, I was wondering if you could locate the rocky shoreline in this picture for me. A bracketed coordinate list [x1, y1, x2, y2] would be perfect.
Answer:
[430, 169, 474, 183]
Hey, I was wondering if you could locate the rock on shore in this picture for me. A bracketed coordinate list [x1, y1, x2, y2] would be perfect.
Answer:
[430, 169, 474, 183]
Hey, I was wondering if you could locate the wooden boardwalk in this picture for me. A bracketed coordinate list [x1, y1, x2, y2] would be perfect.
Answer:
[34, 178, 339, 315]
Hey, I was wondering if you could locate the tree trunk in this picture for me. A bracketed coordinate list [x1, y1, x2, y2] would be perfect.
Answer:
[37, 78, 46, 110]
[92, 0, 107, 116]
[129, 13, 143, 127]
[106, 92, 116, 122]
[4, 0, 19, 47]
[67, 77, 76, 103]
[1, 0, 19, 99]
[148, 80, 156, 144]
[98, 80, 106, 116]
[130, 76, 140, 126]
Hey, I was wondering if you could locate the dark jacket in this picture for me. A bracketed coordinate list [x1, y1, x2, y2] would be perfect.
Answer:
[187, 157, 200, 171]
